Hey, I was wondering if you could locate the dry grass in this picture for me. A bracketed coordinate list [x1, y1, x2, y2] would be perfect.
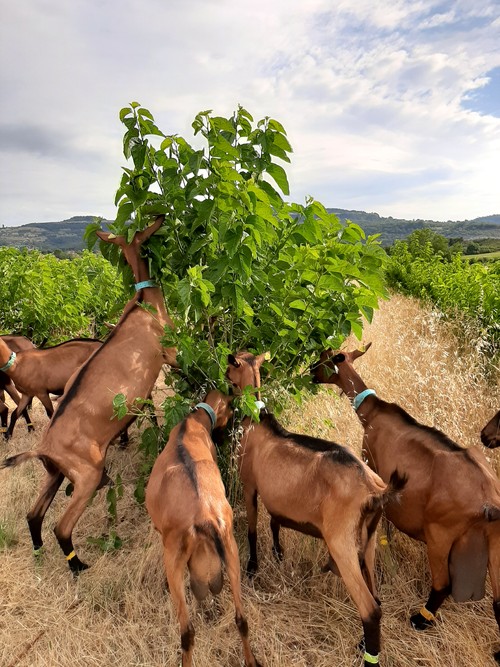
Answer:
[1, 294, 499, 667]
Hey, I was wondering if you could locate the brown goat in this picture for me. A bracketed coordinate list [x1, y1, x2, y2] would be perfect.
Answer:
[1, 216, 177, 572]
[0, 335, 36, 434]
[1, 337, 103, 438]
[146, 390, 262, 667]
[482, 409, 500, 449]
[311, 343, 500, 663]
[227, 351, 406, 667]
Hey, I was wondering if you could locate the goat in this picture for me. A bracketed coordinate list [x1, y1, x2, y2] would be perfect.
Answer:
[1, 337, 103, 438]
[311, 343, 500, 663]
[226, 351, 406, 667]
[1, 215, 177, 572]
[146, 389, 262, 667]
[482, 409, 500, 449]
[1, 335, 36, 435]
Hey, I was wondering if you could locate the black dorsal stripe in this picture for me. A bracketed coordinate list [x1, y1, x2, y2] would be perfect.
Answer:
[176, 421, 198, 495]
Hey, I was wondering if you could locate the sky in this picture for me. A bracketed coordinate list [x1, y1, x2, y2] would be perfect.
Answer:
[1, 0, 500, 227]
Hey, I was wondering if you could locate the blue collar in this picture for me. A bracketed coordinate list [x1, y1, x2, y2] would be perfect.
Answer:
[194, 402, 216, 430]
[353, 389, 377, 411]
[0, 351, 16, 372]
[134, 280, 157, 291]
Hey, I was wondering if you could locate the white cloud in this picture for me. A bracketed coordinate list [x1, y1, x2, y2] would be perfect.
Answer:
[0, 0, 499, 226]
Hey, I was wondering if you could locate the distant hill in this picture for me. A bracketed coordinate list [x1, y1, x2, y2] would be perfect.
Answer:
[0, 211, 499, 252]
[0, 216, 110, 252]
[327, 209, 500, 245]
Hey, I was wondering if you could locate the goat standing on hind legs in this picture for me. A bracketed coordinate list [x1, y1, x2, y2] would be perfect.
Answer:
[226, 351, 407, 667]
[145, 390, 262, 667]
[0, 216, 178, 573]
[311, 343, 500, 664]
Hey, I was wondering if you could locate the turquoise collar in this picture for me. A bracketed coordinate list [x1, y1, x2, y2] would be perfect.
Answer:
[194, 402, 217, 430]
[353, 389, 376, 411]
[0, 351, 16, 372]
[134, 280, 157, 291]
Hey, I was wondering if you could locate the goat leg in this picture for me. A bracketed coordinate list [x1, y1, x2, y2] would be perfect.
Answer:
[411, 534, 451, 630]
[410, 585, 450, 630]
[53, 468, 103, 573]
[327, 540, 382, 666]
[488, 533, 500, 663]
[7, 393, 33, 439]
[162, 537, 195, 667]
[270, 517, 284, 562]
[223, 529, 262, 667]
[27, 468, 64, 553]
[3, 383, 34, 434]
[245, 488, 258, 577]
[0, 399, 7, 435]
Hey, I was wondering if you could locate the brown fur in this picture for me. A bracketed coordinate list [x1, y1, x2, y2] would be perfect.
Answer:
[227, 351, 406, 666]
[0, 337, 102, 438]
[482, 409, 500, 449]
[145, 390, 261, 667]
[312, 343, 500, 661]
[0, 216, 178, 572]
[0, 335, 36, 434]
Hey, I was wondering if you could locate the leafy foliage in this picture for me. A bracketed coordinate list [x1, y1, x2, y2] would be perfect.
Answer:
[387, 235, 500, 356]
[87, 103, 388, 414]
[0, 246, 126, 343]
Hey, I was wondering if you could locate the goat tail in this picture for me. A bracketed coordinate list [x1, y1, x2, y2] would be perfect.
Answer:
[188, 521, 225, 602]
[1, 451, 45, 470]
[383, 469, 408, 505]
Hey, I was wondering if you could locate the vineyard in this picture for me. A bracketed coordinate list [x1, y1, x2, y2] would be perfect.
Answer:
[0, 247, 126, 344]
[386, 236, 500, 358]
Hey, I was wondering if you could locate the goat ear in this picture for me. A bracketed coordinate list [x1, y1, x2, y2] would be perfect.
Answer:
[134, 215, 165, 245]
[228, 354, 240, 368]
[351, 342, 372, 361]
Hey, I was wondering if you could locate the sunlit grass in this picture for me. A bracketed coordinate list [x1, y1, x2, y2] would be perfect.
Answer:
[0, 294, 499, 666]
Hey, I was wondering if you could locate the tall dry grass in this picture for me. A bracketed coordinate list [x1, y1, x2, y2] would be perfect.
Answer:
[1, 294, 499, 667]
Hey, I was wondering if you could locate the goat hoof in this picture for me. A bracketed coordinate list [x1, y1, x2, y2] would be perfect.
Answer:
[246, 561, 258, 579]
[494, 649, 500, 664]
[410, 612, 434, 630]
[272, 545, 283, 562]
[68, 557, 89, 575]
[96, 468, 113, 490]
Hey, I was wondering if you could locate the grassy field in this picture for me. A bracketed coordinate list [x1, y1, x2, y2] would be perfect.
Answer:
[464, 250, 500, 260]
[1, 294, 499, 667]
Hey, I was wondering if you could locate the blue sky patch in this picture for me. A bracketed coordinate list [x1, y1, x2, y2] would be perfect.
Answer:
[462, 67, 500, 118]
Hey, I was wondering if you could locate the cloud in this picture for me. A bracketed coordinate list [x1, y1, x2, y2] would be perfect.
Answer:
[0, 0, 499, 226]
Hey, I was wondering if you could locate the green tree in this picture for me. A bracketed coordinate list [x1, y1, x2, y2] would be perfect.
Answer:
[86, 103, 388, 418]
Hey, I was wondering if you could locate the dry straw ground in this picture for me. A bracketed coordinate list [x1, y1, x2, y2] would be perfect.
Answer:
[1, 294, 499, 667]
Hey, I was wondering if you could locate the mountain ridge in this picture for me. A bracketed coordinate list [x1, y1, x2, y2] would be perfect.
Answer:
[0, 211, 499, 251]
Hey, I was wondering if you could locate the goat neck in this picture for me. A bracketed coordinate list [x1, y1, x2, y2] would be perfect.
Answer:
[0, 338, 16, 374]
[191, 390, 233, 438]
[96, 215, 176, 366]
